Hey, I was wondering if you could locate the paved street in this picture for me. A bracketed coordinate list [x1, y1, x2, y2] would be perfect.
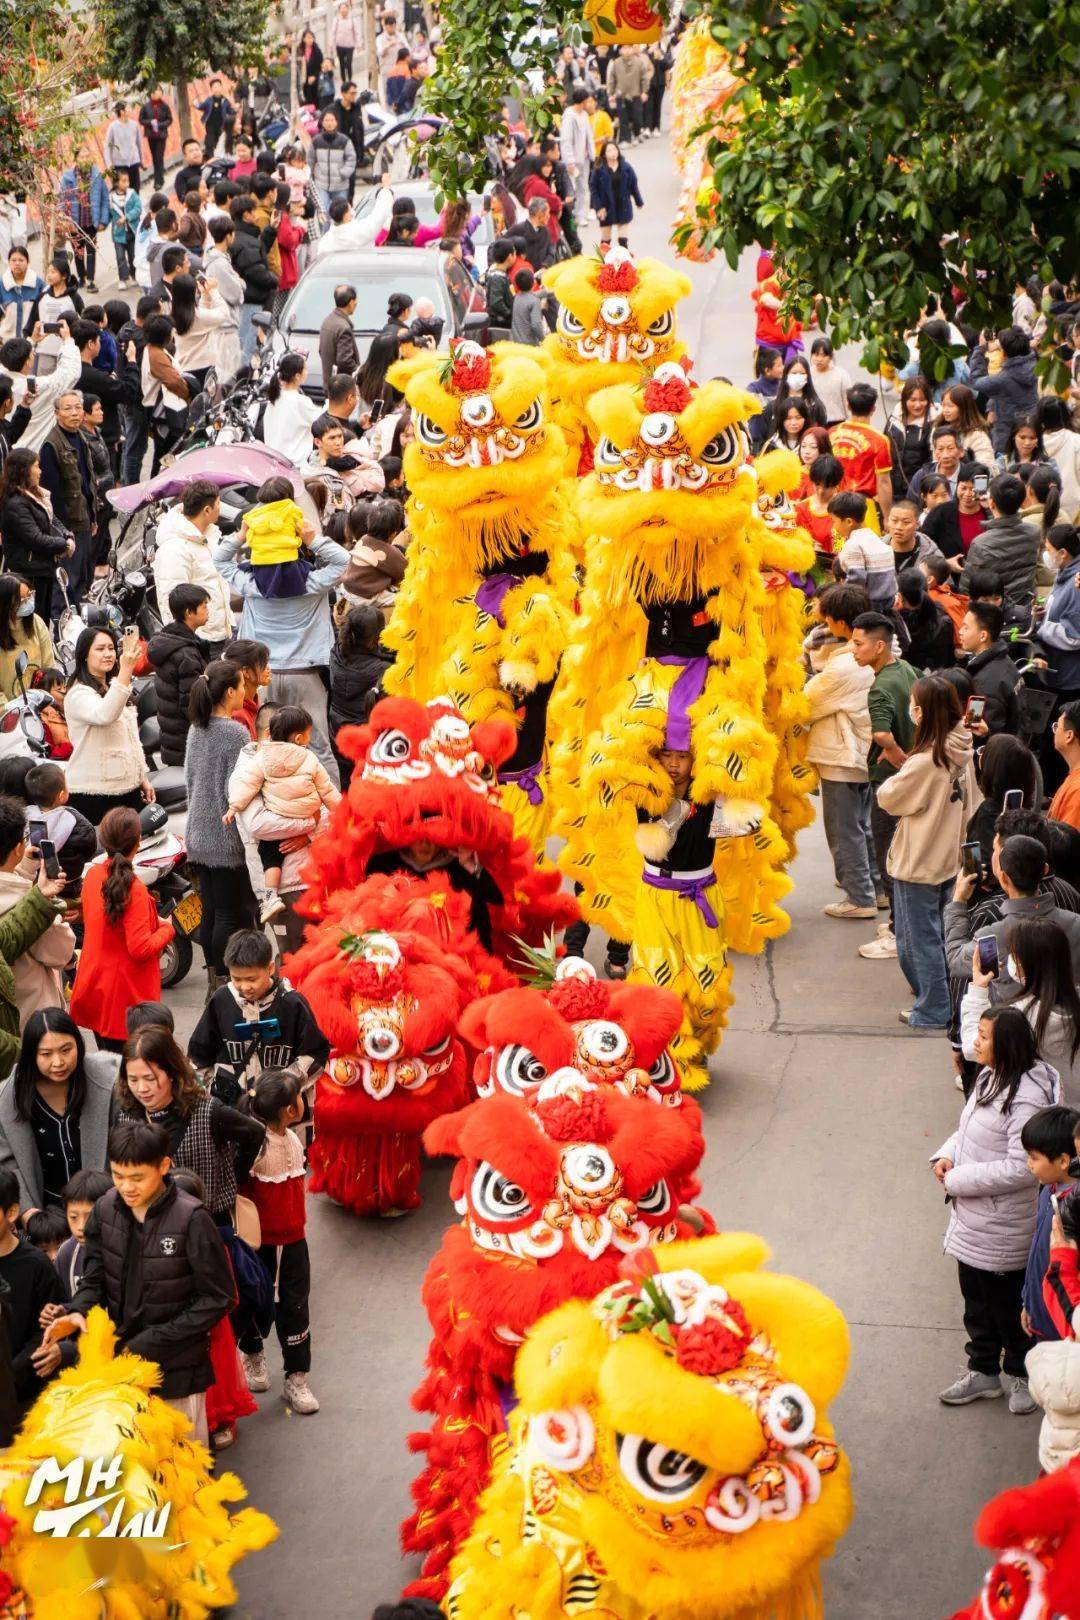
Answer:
[149, 138, 1034, 1617]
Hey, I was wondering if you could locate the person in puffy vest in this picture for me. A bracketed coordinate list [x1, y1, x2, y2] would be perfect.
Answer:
[49, 1118, 234, 1444]
[146, 582, 211, 768]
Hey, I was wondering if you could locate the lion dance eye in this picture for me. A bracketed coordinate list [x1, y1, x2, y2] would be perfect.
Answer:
[637, 1181, 671, 1218]
[617, 1433, 708, 1501]
[647, 1050, 680, 1092]
[762, 1384, 816, 1448]
[700, 426, 744, 466]
[579, 1021, 630, 1065]
[647, 310, 675, 337]
[368, 729, 412, 765]
[556, 305, 585, 337]
[415, 412, 448, 447]
[470, 1162, 533, 1222]
[422, 1034, 452, 1059]
[363, 1024, 401, 1061]
[594, 435, 622, 468]
[494, 1044, 549, 1094]
[513, 400, 543, 431]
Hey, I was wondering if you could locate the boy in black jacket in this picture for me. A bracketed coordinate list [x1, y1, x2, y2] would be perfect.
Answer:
[49, 1120, 234, 1444]
[24, 762, 98, 894]
[146, 583, 211, 768]
[188, 929, 329, 1122]
[483, 239, 515, 332]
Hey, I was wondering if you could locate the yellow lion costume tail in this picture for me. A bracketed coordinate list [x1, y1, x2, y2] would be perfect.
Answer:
[0, 1309, 277, 1619]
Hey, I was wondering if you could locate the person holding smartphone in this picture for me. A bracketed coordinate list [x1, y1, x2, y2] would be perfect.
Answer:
[63, 626, 154, 824]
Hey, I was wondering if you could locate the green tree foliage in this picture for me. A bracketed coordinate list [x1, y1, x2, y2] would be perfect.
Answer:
[683, 0, 1080, 369]
[91, 0, 272, 90]
[0, 0, 101, 231]
[421, 0, 593, 199]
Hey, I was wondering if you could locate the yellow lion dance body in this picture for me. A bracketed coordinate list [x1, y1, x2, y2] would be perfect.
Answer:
[540, 248, 691, 475]
[446, 1233, 852, 1620]
[382, 341, 577, 849]
[752, 450, 818, 859]
[0, 1310, 276, 1618]
[550, 369, 793, 1024]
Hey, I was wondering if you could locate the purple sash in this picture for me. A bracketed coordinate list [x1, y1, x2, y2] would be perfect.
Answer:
[499, 763, 544, 805]
[475, 573, 516, 628]
[642, 868, 719, 928]
[656, 654, 710, 751]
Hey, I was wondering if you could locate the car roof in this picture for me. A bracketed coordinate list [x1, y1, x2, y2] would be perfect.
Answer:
[280, 249, 456, 336]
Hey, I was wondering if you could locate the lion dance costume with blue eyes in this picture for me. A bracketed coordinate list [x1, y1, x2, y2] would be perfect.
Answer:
[0, 1309, 276, 1618]
[444, 1233, 852, 1620]
[549, 366, 798, 1079]
[380, 341, 578, 851]
[538, 247, 692, 475]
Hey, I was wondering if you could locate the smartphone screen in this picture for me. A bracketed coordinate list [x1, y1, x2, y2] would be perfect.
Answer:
[38, 840, 62, 880]
[369, 398, 386, 424]
[976, 936, 999, 977]
[973, 474, 989, 495]
[961, 841, 981, 876]
[965, 696, 986, 722]
[1002, 788, 1025, 811]
[27, 820, 46, 849]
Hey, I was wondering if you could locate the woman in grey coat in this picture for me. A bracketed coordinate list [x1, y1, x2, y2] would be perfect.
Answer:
[0, 1008, 118, 1214]
[932, 1003, 1059, 1413]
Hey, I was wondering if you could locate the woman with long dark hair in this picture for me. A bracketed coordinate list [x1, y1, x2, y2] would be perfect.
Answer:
[762, 396, 812, 455]
[589, 139, 643, 250]
[876, 676, 975, 1028]
[184, 660, 259, 984]
[356, 330, 403, 415]
[932, 1003, 1057, 1412]
[0, 573, 55, 700]
[117, 1025, 264, 1221]
[937, 383, 994, 466]
[169, 272, 227, 394]
[0, 1008, 117, 1213]
[68, 806, 173, 1051]
[64, 626, 152, 823]
[888, 377, 934, 495]
[297, 28, 326, 108]
[329, 602, 392, 786]
[968, 731, 1041, 874]
[0, 448, 74, 626]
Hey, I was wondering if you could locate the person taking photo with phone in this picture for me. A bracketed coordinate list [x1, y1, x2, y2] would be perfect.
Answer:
[960, 921, 1080, 1100]
[957, 601, 1022, 736]
[187, 929, 328, 1117]
[67, 807, 174, 1053]
[946, 832, 1080, 991]
[63, 626, 154, 824]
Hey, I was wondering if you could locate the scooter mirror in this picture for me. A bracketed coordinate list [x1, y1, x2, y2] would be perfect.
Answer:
[20, 714, 45, 746]
[14, 653, 27, 678]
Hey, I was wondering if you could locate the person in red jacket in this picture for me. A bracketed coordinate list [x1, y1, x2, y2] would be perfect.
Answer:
[752, 267, 803, 362]
[67, 806, 174, 1051]
[275, 190, 308, 302]
[1045, 1198, 1080, 1340]
[234, 1069, 318, 1416]
[519, 156, 563, 245]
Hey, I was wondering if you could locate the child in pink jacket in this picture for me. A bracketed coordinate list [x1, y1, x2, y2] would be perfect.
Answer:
[225, 704, 340, 921]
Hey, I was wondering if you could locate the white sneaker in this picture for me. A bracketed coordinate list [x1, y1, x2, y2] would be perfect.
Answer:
[824, 901, 878, 919]
[858, 929, 897, 959]
[241, 1350, 270, 1392]
[283, 1373, 320, 1414]
[260, 894, 286, 923]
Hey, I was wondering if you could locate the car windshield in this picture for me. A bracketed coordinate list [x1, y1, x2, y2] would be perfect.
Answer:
[284, 261, 453, 334]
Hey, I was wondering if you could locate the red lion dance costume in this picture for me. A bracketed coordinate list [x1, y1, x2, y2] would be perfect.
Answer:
[401, 961, 711, 1600]
[286, 878, 473, 1216]
[298, 693, 574, 975]
[946, 1458, 1080, 1618]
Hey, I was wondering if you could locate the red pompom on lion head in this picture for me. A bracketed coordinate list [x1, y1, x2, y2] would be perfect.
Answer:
[597, 249, 640, 295]
[448, 339, 491, 394]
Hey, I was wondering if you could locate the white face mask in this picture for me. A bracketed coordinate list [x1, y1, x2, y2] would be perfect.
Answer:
[786, 373, 807, 392]
[1005, 955, 1022, 986]
[1044, 548, 1060, 572]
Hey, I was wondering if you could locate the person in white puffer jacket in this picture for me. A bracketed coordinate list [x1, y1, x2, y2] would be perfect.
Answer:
[804, 582, 877, 919]
[932, 1002, 1061, 1414]
[152, 480, 234, 657]
[1027, 1338, 1080, 1472]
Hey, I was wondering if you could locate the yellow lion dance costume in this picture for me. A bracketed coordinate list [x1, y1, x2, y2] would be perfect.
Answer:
[382, 340, 577, 849]
[753, 450, 818, 860]
[0, 1310, 276, 1617]
[550, 367, 793, 1063]
[446, 1232, 852, 1620]
[540, 247, 691, 475]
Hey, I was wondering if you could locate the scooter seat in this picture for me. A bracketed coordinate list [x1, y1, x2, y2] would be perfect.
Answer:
[151, 768, 188, 809]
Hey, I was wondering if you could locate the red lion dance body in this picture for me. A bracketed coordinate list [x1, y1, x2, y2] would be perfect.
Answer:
[401, 964, 712, 1600]
[286, 877, 474, 1216]
[946, 1458, 1080, 1618]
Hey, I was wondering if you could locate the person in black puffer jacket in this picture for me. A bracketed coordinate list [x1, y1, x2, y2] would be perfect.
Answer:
[329, 602, 393, 788]
[0, 448, 74, 626]
[146, 583, 211, 767]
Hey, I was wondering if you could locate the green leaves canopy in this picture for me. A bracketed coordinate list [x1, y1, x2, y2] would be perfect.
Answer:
[91, 0, 271, 89]
[683, 0, 1080, 366]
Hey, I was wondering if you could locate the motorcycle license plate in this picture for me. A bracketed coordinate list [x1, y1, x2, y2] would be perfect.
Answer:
[172, 891, 203, 935]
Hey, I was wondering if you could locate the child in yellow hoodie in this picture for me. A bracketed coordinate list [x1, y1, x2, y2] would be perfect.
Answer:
[241, 476, 317, 598]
